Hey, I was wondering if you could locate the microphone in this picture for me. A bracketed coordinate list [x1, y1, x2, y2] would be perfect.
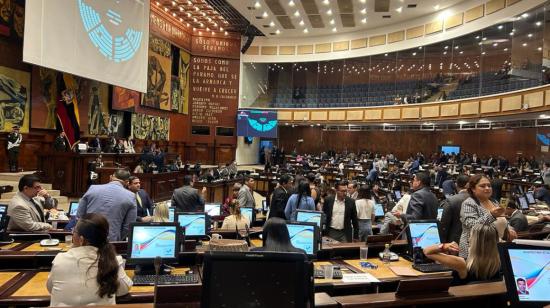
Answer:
[153, 256, 162, 307]
[388, 223, 409, 250]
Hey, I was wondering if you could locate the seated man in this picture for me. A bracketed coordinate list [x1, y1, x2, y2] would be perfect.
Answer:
[380, 190, 410, 235]
[7, 174, 55, 231]
[506, 201, 529, 232]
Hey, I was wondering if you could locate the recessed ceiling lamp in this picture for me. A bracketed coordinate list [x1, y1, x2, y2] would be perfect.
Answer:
[322, 0, 329, 5]
[327, 9, 333, 15]
[329, 19, 335, 25]
[299, 20, 305, 26]
[269, 21, 275, 27]
[360, 8, 367, 14]
[303, 28, 309, 33]
[288, 0, 295, 7]
[275, 29, 281, 34]
[361, 18, 367, 23]
[294, 10, 300, 17]
[395, 6, 402, 13]
[433, 5, 440, 10]
[262, 11, 268, 18]
[332, 27, 337, 32]
[254, 1, 261, 8]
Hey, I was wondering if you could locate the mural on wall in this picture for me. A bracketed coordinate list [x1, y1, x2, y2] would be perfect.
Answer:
[170, 47, 190, 114]
[131, 113, 169, 141]
[30, 67, 58, 129]
[0, 65, 30, 132]
[112, 86, 139, 111]
[142, 35, 171, 110]
[86, 81, 110, 136]
[0, 0, 23, 40]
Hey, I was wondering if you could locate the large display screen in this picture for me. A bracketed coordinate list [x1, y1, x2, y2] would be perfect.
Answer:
[287, 224, 316, 255]
[509, 249, 550, 302]
[130, 225, 177, 259]
[24, 0, 150, 92]
[237, 109, 278, 138]
[177, 213, 206, 237]
[441, 145, 461, 155]
[409, 222, 441, 248]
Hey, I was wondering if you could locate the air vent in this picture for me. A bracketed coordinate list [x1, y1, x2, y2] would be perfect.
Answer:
[247, 6, 254, 10]
[269, 32, 276, 35]
[407, 4, 417, 8]
[262, 25, 270, 28]
[255, 16, 264, 19]
[382, 15, 391, 18]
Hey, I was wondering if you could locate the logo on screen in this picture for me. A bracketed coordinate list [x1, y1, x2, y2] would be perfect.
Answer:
[77, 0, 143, 63]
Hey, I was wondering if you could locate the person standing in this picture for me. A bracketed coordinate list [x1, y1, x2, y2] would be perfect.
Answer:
[77, 169, 137, 241]
[269, 174, 293, 219]
[6, 125, 22, 172]
[53, 131, 69, 152]
[440, 174, 470, 243]
[284, 180, 315, 221]
[127, 176, 154, 222]
[238, 176, 256, 209]
[355, 185, 375, 241]
[171, 175, 206, 212]
[323, 181, 358, 243]
[394, 172, 438, 222]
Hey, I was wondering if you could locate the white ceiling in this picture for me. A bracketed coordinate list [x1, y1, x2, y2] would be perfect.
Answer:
[228, 0, 467, 38]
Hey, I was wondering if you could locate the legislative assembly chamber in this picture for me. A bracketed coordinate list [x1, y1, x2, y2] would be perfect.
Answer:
[1, 0, 550, 307]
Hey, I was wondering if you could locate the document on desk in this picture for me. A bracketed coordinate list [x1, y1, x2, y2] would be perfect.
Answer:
[342, 273, 380, 283]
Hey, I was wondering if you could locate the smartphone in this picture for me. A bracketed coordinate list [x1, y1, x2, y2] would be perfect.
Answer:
[499, 197, 508, 209]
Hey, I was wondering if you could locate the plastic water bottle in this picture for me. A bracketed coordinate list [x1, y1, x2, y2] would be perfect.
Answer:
[382, 243, 391, 265]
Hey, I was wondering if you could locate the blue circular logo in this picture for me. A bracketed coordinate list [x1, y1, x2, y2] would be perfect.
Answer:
[77, 0, 143, 63]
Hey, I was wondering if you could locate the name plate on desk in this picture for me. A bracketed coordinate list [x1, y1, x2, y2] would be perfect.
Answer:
[342, 273, 380, 283]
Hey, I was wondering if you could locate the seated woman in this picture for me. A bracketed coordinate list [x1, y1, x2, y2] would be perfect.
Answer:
[47, 213, 132, 306]
[252, 217, 305, 254]
[152, 202, 170, 222]
[220, 200, 250, 230]
[423, 224, 501, 285]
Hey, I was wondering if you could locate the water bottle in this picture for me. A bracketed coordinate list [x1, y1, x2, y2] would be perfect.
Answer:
[382, 243, 391, 265]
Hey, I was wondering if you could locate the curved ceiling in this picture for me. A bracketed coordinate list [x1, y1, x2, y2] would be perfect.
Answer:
[228, 0, 466, 37]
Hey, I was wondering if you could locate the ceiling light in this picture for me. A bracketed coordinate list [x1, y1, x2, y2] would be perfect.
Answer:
[454, 45, 459, 49]
[262, 11, 268, 18]
[361, 18, 367, 23]
[171, 1, 176, 6]
[360, 8, 367, 14]
[434, 5, 440, 10]
[299, 20, 305, 26]
[493, 43, 498, 47]
[327, 9, 333, 15]
[288, 0, 295, 7]
[481, 51, 486, 55]
[224, 31, 228, 35]
[478, 119, 490, 123]
[539, 114, 550, 119]
[538, 47, 543, 51]
[322, 0, 329, 5]
[528, 33, 533, 38]
[458, 121, 468, 125]
[294, 10, 300, 17]
[360, 0, 366, 3]
[498, 25, 503, 29]
[303, 28, 308, 33]
[459, 51, 463, 54]
[536, 21, 542, 26]
[269, 21, 275, 27]
[522, 43, 527, 47]
[254, 1, 261, 8]
[384, 53, 388, 56]
[412, 52, 416, 56]
[332, 27, 337, 32]
[396, 6, 402, 13]
[522, 13, 528, 18]
[504, 48, 508, 51]
[329, 19, 335, 25]
[275, 29, 281, 34]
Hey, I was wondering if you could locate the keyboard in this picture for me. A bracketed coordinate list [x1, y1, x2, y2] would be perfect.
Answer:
[132, 274, 199, 286]
[412, 263, 452, 273]
[314, 268, 343, 279]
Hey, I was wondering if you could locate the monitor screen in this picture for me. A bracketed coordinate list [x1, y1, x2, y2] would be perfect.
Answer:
[287, 223, 317, 256]
[237, 109, 278, 138]
[518, 196, 529, 210]
[129, 224, 177, 260]
[394, 191, 402, 200]
[262, 200, 267, 211]
[508, 248, 550, 302]
[409, 221, 441, 249]
[374, 203, 385, 217]
[296, 210, 322, 228]
[241, 207, 254, 224]
[0, 204, 7, 224]
[168, 207, 175, 222]
[525, 192, 536, 204]
[176, 213, 207, 237]
[437, 208, 444, 221]
[69, 201, 79, 217]
[205, 204, 221, 217]
[441, 145, 461, 155]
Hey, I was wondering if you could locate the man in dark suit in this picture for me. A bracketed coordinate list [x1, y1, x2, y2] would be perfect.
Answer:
[506, 201, 529, 232]
[394, 172, 438, 222]
[53, 131, 69, 152]
[171, 175, 206, 212]
[323, 181, 358, 242]
[440, 174, 470, 243]
[128, 176, 154, 222]
[268, 174, 293, 219]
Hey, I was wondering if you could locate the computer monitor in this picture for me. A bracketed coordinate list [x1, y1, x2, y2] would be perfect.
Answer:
[374, 203, 385, 217]
[517, 196, 529, 210]
[525, 192, 536, 205]
[406, 220, 442, 263]
[394, 190, 402, 200]
[68, 201, 79, 217]
[168, 207, 175, 222]
[437, 208, 444, 221]
[286, 221, 319, 256]
[262, 200, 268, 212]
[295, 210, 323, 230]
[499, 242, 550, 307]
[0, 204, 7, 227]
[205, 204, 221, 217]
[201, 251, 313, 308]
[240, 207, 255, 224]
[127, 222, 179, 265]
[176, 212, 207, 238]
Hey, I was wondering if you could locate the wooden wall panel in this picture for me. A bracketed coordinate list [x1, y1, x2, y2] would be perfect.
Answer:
[329, 111, 346, 121]
[441, 104, 459, 116]
[445, 13, 464, 30]
[486, 0, 505, 14]
[245, 46, 259, 55]
[351, 38, 367, 49]
[502, 95, 522, 111]
[388, 31, 405, 43]
[346, 110, 364, 121]
[460, 101, 479, 115]
[406, 26, 424, 39]
[261, 46, 277, 55]
[315, 43, 332, 53]
[425, 20, 443, 35]
[278, 111, 293, 121]
[369, 35, 386, 47]
[402, 107, 420, 119]
[365, 109, 382, 120]
[421, 106, 439, 118]
[279, 46, 296, 55]
[383, 109, 401, 120]
[293, 111, 310, 121]
[333, 41, 350, 51]
[480, 99, 500, 113]
[524, 91, 544, 108]
[465, 5, 484, 22]
[311, 111, 328, 121]
[297, 45, 314, 54]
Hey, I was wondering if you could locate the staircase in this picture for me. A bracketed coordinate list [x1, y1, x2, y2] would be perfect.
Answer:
[0, 172, 70, 211]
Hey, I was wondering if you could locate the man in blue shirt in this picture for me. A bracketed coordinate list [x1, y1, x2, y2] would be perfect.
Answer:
[77, 169, 137, 241]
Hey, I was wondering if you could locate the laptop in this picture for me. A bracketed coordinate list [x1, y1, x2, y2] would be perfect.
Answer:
[517, 196, 529, 211]
[525, 192, 536, 205]
[406, 220, 451, 273]
[374, 203, 385, 218]
[68, 201, 79, 217]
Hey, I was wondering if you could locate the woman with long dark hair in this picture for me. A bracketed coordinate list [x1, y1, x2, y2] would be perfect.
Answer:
[253, 217, 305, 254]
[284, 180, 315, 221]
[47, 213, 132, 306]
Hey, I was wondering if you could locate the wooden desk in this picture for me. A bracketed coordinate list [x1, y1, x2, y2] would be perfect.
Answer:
[333, 281, 507, 307]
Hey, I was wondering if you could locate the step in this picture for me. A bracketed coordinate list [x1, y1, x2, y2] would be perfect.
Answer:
[0, 180, 53, 190]
[0, 171, 36, 182]
[0, 190, 60, 200]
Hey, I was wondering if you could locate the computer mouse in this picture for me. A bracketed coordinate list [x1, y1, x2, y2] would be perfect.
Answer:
[40, 239, 60, 246]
